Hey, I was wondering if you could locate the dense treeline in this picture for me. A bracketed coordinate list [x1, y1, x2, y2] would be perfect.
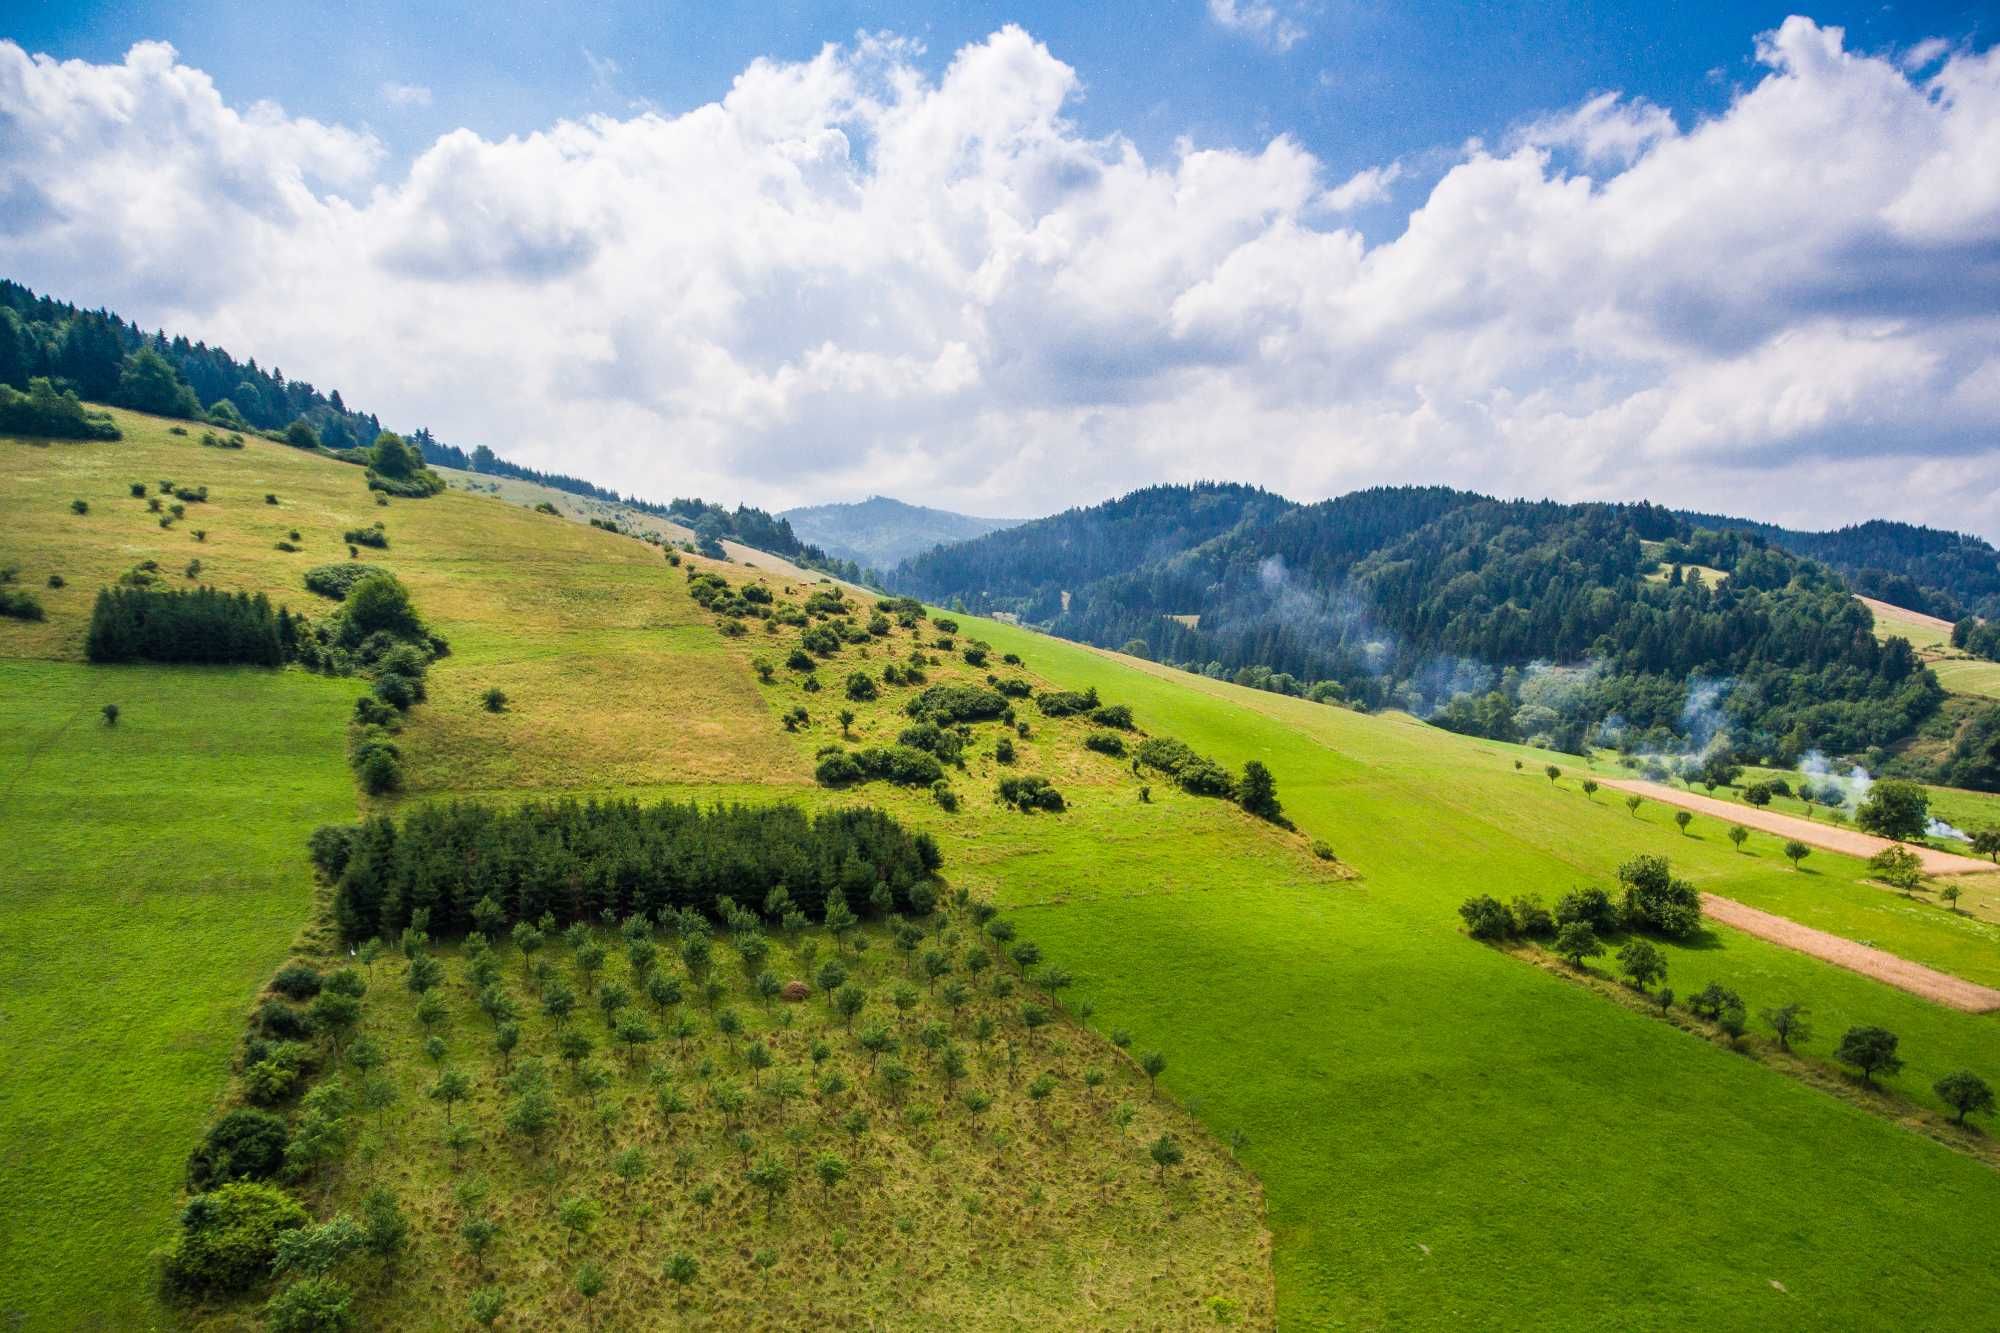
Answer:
[85, 587, 295, 666]
[0, 278, 383, 445]
[316, 799, 943, 942]
[1680, 511, 2000, 621]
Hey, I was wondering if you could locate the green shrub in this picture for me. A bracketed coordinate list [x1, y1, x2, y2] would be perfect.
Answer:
[342, 523, 389, 550]
[1458, 895, 1514, 939]
[905, 684, 1008, 724]
[1083, 730, 1126, 757]
[997, 775, 1065, 812]
[187, 1108, 290, 1189]
[0, 587, 45, 620]
[270, 965, 323, 1000]
[1553, 886, 1619, 934]
[161, 1181, 309, 1297]
[264, 1277, 357, 1332]
[1089, 703, 1134, 729]
[1035, 688, 1098, 718]
[303, 564, 388, 600]
[845, 672, 879, 702]
[357, 745, 404, 795]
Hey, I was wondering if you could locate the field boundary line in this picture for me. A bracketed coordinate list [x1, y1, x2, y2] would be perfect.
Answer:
[1701, 892, 2000, 1013]
[1601, 777, 1992, 875]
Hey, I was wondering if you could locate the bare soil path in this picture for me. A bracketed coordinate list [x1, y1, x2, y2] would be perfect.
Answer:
[1601, 778, 1992, 876]
[1700, 893, 2000, 1012]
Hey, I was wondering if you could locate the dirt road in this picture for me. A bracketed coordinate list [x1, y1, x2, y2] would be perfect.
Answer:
[1600, 778, 1992, 876]
[1701, 893, 2000, 1012]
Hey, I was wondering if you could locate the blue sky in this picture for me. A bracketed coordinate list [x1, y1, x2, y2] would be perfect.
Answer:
[3, 6, 1997, 532]
[16, 2, 1987, 235]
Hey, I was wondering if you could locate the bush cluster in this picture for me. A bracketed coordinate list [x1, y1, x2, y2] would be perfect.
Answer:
[1035, 687, 1098, 718]
[815, 744, 945, 789]
[997, 775, 1065, 812]
[303, 563, 389, 600]
[905, 684, 1009, 724]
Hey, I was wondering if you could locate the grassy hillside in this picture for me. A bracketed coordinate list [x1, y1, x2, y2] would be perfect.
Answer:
[0, 660, 355, 1330]
[7, 406, 2000, 1328]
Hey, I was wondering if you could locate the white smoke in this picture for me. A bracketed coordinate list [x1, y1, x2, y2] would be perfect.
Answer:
[1797, 750, 1873, 809]
[1927, 816, 1969, 842]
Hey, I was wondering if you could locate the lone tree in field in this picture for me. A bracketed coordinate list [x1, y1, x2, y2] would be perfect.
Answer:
[1868, 845, 1924, 896]
[101, 703, 120, 726]
[1140, 1050, 1167, 1096]
[1856, 779, 1929, 843]
[1760, 1003, 1811, 1052]
[1941, 885, 1962, 912]
[1934, 1070, 1995, 1126]
[1554, 922, 1604, 968]
[1674, 810, 1693, 836]
[1784, 840, 1811, 871]
[1545, 764, 1561, 786]
[1835, 1026, 1903, 1087]
[1581, 778, 1599, 801]
[1972, 827, 2000, 863]
[1728, 825, 1749, 853]
[1149, 1133, 1184, 1182]
[1625, 793, 1642, 817]
[1617, 939, 1666, 992]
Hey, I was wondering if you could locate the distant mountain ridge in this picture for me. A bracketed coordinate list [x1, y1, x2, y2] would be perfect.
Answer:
[779, 495, 1027, 572]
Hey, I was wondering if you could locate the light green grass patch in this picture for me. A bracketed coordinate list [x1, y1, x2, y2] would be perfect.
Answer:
[0, 660, 355, 1330]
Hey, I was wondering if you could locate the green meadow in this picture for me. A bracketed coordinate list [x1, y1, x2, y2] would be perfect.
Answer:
[0, 660, 355, 1329]
[5, 408, 2000, 1328]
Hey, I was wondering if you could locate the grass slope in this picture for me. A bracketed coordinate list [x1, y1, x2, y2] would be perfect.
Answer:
[0, 660, 354, 1329]
[10, 408, 2000, 1328]
[931, 631, 2000, 1328]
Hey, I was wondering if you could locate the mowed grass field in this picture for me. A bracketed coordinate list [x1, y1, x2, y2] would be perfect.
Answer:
[1861, 595, 2000, 702]
[893, 632, 2000, 1328]
[0, 660, 355, 1330]
[9, 409, 2000, 1327]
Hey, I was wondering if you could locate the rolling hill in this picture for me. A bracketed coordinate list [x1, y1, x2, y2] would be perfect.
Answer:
[6, 404, 2000, 1329]
[891, 484, 1989, 788]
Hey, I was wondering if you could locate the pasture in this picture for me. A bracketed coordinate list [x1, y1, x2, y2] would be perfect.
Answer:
[7, 409, 2000, 1328]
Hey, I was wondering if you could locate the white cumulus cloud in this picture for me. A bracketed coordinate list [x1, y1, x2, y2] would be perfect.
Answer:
[0, 19, 1996, 536]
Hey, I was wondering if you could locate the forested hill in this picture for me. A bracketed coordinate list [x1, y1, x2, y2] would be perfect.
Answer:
[890, 484, 1991, 785]
[1678, 511, 2000, 621]
[1, 278, 855, 580]
[780, 495, 1026, 571]
[892, 482, 1298, 617]
[1, 279, 384, 447]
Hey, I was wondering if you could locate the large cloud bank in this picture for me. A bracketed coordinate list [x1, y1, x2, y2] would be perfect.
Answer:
[2, 20, 1996, 530]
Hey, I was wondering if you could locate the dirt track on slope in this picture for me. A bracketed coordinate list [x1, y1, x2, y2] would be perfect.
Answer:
[1600, 778, 1992, 876]
[1700, 893, 2000, 1012]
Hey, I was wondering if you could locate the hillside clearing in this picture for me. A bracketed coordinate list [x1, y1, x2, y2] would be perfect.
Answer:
[1700, 894, 2000, 1012]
